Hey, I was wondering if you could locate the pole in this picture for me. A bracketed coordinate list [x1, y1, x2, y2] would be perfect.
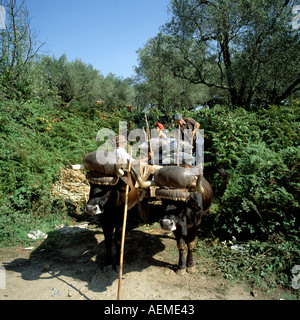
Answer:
[177, 124, 180, 166]
[145, 114, 154, 165]
[117, 148, 132, 300]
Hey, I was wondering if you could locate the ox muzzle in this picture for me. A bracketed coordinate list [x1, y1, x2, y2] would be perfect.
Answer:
[160, 219, 177, 232]
[85, 204, 103, 215]
[160, 215, 178, 232]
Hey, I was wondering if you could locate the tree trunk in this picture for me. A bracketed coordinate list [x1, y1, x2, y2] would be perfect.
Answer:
[273, 76, 300, 104]
[220, 32, 239, 106]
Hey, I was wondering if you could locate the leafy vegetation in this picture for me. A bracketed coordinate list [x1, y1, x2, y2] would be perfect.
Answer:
[0, 0, 299, 296]
[0, 96, 136, 246]
[196, 234, 299, 298]
[196, 103, 300, 240]
[136, 0, 300, 109]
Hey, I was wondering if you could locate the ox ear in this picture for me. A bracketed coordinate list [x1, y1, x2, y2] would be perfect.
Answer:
[100, 189, 113, 206]
[190, 193, 203, 211]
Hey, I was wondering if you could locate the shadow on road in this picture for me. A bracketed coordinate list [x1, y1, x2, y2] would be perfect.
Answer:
[3, 218, 173, 299]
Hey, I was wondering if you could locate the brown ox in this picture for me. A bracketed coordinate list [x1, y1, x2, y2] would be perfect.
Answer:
[132, 165, 213, 275]
[71, 152, 139, 271]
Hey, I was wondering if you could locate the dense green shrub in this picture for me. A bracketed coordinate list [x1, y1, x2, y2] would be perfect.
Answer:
[0, 98, 97, 246]
[182, 102, 299, 240]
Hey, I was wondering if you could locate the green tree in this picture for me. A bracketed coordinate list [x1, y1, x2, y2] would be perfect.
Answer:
[160, 0, 300, 107]
[67, 57, 102, 105]
[99, 73, 136, 107]
[135, 34, 211, 112]
[29, 54, 136, 109]
[40, 54, 103, 105]
[0, 0, 43, 98]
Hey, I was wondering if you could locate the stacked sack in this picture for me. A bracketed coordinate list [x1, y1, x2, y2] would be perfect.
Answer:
[139, 137, 194, 165]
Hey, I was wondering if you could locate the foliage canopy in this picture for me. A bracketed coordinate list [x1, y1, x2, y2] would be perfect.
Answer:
[135, 0, 300, 109]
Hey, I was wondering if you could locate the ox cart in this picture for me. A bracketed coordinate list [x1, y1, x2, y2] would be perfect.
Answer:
[70, 149, 213, 294]
[78, 149, 206, 203]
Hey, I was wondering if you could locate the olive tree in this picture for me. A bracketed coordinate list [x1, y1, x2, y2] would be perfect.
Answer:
[161, 0, 300, 107]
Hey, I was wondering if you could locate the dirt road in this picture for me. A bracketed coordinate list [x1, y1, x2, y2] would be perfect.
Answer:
[0, 222, 286, 300]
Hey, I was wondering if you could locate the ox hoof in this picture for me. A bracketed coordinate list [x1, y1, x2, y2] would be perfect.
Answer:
[176, 268, 186, 276]
[186, 266, 197, 274]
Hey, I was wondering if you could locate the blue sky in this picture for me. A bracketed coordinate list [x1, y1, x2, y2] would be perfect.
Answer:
[26, 0, 171, 79]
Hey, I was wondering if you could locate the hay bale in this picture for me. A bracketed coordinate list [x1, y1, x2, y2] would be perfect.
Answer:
[52, 167, 90, 214]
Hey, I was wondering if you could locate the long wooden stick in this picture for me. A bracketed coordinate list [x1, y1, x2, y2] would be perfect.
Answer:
[145, 114, 155, 165]
[117, 148, 132, 300]
[177, 124, 180, 166]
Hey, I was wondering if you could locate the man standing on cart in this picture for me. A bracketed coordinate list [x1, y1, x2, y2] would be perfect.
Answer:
[173, 113, 202, 167]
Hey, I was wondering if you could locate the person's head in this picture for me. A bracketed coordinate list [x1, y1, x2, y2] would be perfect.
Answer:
[156, 122, 164, 132]
[173, 113, 183, 125]
[116, 135, 127, 148]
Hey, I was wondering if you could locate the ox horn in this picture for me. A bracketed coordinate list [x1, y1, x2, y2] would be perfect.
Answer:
[196, 174, 205, 194]
[114, 164, 125, 177]
[116, 168, 125, 176]
[131, 167, 155, 189]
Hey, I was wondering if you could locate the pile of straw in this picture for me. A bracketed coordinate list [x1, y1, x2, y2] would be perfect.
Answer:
[52, 167, 90, 214]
